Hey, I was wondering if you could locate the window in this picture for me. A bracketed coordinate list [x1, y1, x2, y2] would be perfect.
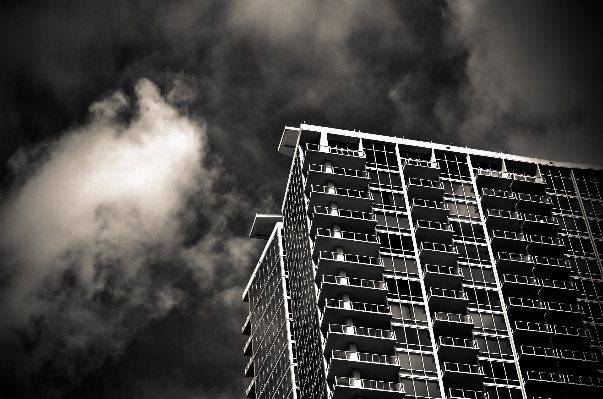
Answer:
[435, 151, 471, 180]
[372, 190, 406, 209]
[396, 327, 433, 351]
[567, 256, 601, 278]
[582, 199, 603, 218]
[390, 302, 428, 324]
[540, 166, 576, 194]
[470, 311, 507, 332]
[558, 216, 589, 235]
[364, 141, 398, 170]
[466, 288, 501, 311]
[579, 300, 603, 323]
[398, 350, 437, 374]
[399, 148, 431, 161]
[472, 159, 501, 171]
[589, 219, 603, 238]
[400, 378, 441, 398]
[456, 243, 491, 265]
[447, 201, 480, 219]
[451, 221, 486, 243]
[368, 170, 403, 190]
[573, 279, 603, 301]
[443, 181, 476, 198]
[378, 232, 415, 256]
[550, 195, 582, 215]
[375, 211, 410, 231]
[460, 266, 496, 286]
[560, 235, 595, 256]
[386, 277, 423, 301]
[574, 170, 603, 199]
[382, 256, 419, 276]
[328, 139, 358, 150]
[474, 335, 513, 358]
[585, 323, 603, 345]
[480, 360, 520, 385]
[505, 163, 536, 176]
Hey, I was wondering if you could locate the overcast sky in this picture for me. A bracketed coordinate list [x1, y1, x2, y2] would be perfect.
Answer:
[1, 1, 602, 398]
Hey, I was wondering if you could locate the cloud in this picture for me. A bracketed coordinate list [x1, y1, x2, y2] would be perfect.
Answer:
[0, 78, 258, 398]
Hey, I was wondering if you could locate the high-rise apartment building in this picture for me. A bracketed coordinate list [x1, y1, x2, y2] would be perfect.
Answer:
[242, 124, 603, 399]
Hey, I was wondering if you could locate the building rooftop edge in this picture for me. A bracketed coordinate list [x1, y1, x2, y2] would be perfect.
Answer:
[298, 123, 603, 170]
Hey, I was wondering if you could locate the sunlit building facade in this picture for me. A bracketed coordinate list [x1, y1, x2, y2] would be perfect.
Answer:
[242, 124, 603, 399]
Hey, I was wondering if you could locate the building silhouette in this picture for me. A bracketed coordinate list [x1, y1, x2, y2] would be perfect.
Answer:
[242, 124, 603, 399]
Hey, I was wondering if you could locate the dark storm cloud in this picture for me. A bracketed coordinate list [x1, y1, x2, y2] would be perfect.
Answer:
[1, 0, 601, 398]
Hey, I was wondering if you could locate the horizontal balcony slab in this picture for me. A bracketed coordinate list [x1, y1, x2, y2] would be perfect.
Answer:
[414, 224, 453, 244]
[423, 266, 464, 290]
[527, 243, 565, 258]
[558, 356, 599, 374]
[516, 193, 554, 215]
[331, 378, 404, 399]
[518, 348, 559, 372]
[521, 218, 559, 236]
[545, 309, 584, 326]
[485, 213, 524, 232]
[428, 293, 469, 314]
[432, 313, 474, 337]
[437, 340, 479, 363]
[501, 276, 541, 299]
[474, 169, 512, 190]
[310, 207, 377, 235]
[321, 302, 392, 329]
[305, 165, 370, 193]
[550, 327, 591, 348]
[419, 246, 459, 267]
[442, 366, 484, 389]
[327, 352, 400, 381]
[489, 235, 528, 254]
[324, 324, 397, 354]
[316, 252, 384, 281]
[303, 144, 366, 171]
[480, 189, 518, 211]
[308, 187, 374, 213]
[495, 254, 534, 276]
[406, 181, 445, 201]
[524, 374, 565, 397]
[510, 175, 547, 195]
[401, 159, 441, 179]
[313, 232, 380, 258]
[410, 200, 449, 223]
[512, 324, 553, 346]
[505, 299, 547, 321]
[563, 383, 603, 398]
[318, 278, 388, 306]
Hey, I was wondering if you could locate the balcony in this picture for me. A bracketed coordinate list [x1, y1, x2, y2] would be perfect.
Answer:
[330, 377, 403, 399]
[512, 321, 553, 345]
[485, 209, 524, 231]
[244, 354, 254, 377]
[243, 334, 253, 356]
[447, 388, 485, 399]
[246, 377, 256, 398]
[321, 300, 392, 329]
[521, 214, 559, 236]
[242, 312, 252, 336]
[432, 312, 474, 337]
[526, 235, 565, 257]
[550, 324, 591, 348]
[313, 228, 380, 258]
[419, 242, 459, 267]
[315, 251, 384, 281]
[505, 297, 547, 320]
[509, 173, 547, 195]
[327, 350, 400, 381]
[489, 230, 528, 253]
[310, 206, 377, 235]
[422, 264, 463, 289]
[480, 188, 517, 211]
[523, 371, 565, 396]
[518, 345, 558, 371]
[538, 278, 576, 301]
[563, 375, 603, 397]
[410, 198, 449, 223]
[401, 158, 441, 180]
[516, 192, 554, 215]
[414, 220, 453, 244]
[558, 349, 598, 373]
[303, 143, 366, 171]
[306, 163, 370, 193]
[406, 178, 445, 201]
[441, 362, 484, 389]
[324, 324, 397, 354]
[495, 252, 533, 276]
[436, 336, 479, 362]
[427, 288, 469, 313]
[500, 274, 540, 298]
[318, 275, 388, 305]
[474, 168, 512, 190]
[531, 256, 571, 279]
[545, 301, 583, 325]
[308, 184, 374, 212]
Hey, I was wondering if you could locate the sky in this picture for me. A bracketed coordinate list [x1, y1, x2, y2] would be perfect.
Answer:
[0, 1, 602, 398]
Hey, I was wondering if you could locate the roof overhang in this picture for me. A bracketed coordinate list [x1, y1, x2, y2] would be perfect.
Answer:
[278, 126, 300, 156]
[249, 214, 283, 239]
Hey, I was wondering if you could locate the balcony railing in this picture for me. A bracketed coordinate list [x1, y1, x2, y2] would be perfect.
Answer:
[306, 143, 365, 158]
[317, 251, 383, 266]
[310, 184, 372, 200]
[442, 362, 483, 375]
[438, 336, 478, 349]
[327, 323, 396, 340]
[526, 235, 562, 246]
[308, 163, 368, 179]
[557, 349, 597, 362]
[411, 198, 448, 210]
[506, 297, 545, 309]
[423, 264, 462, 278]
[420, 242, 458, 253]
[509, 173, 545, 184]
[474, 168, 508, 179]
[325, 299, 390, 315]
[313, 206, 375, 221]
[532, 256, 569, 268]
[407, 178, 444, 189]
[321, 274, 386, 290]
[316, 251, 384, 280]
[517, 192, 552, 205]
[331, 350, 399, 366]
[332, 377, 403, 393]
[481, 188, 517, 200]
[433, 312, 473, 324]
[490, 230, 526, 241]
[522, 213, 558, 225]
[415, 220, 452, 231]
[403, 158, 440, 169]
[514, 320, 550, 333]
[316, 228, 379, 243]
[487, 209, 523, 220]
[519, 345, 557, 358]
[447, 388, 484, 399]
[429, 287, 468, 300]
[549, 324, 590, 338]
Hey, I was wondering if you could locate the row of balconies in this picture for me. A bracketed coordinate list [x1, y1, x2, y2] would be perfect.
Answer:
[485, 209, 558, 235]
[500, 274, 576, 300]
[504, 297, 583, 324]
[473, 168, 547, 195]
[480, 188, 553, 214]
[495, 252, 571, 277]
[489, 230, 565, 256]
[523, 370, 603, 397]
